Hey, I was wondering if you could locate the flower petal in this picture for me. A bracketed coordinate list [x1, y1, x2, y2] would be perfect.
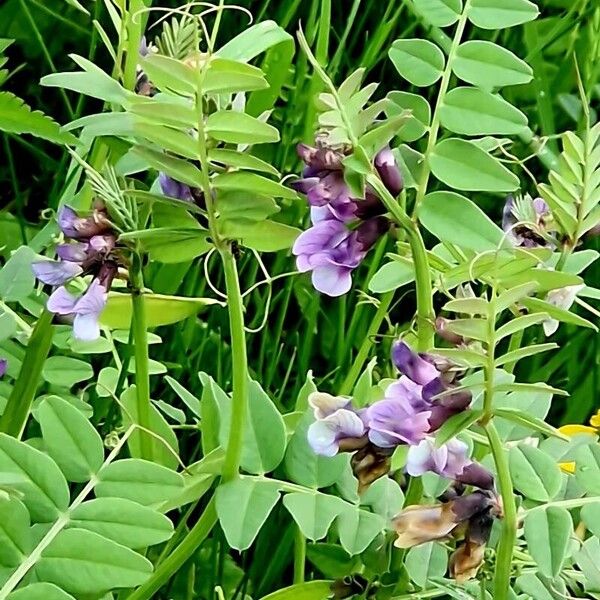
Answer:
[311, 265, 353, 296]
[32, 260, 83, 286]
[47, 286, 78, 314]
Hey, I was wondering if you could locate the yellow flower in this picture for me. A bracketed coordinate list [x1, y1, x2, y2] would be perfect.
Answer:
[557, 417, 599, 473]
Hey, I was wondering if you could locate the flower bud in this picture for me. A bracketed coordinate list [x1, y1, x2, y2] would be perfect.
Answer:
[374, 148, 403, 196]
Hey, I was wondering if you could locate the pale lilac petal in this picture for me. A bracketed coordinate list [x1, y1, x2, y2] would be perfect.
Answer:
[406, 439, 436, 476]
[308, 392, 351, 419]
[73, 312, 101, 341]
[57, 206, 80, 238]
[47, 286, 78, 314]
[307, 420, 341, 457]
[56, 243, 89, 262]
[74, 280, 107, 316]
[32, 261, 83, 285]
[312, 265, 352, 296]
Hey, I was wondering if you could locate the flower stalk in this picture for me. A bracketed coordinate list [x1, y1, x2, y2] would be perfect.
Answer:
[129, 250, 153, 460]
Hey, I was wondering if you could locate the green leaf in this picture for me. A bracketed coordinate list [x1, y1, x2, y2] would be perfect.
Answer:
[203, 58, 268, 94]
[443, 318, 488, 342]
[283, 492, 345, 541]
[139, 54, 195, 95]
[0, 433, 69, 522]
[219, 220, 300, 252]
[96, 458, 184, 506]
[35, 528, 152, 595]
[387, 91, 431, 142]
[494, 343, 558, 367]
[0, 91, 76, 145]
[216, 20, 293, 63]
[206, 110, 279, 144]
[524, 507, 572, 578]
[521, 297, 597, 331]
[216, 477, 280, 550]
[368, 257, 415, 293]
[100, 292, 220, 329]
[41, 55, 131, 105]
[516, 574, 559, 600]
[128, 98, 196, 128]
[495, 313, 548, 341]
[120, 385, 180, 469]
[38, 396, 104, 483]
[443, 297, 488, 315]
[216, 191, 280, 222]
[257, 581, 334, 600]
[389, 39, 445, 87]
[359, 476, 405, 520]
[575, 444, 600, 496]
[453, 41, 533, 89]
[495, 281, 539, 313]
[579, 504, 600, 543]
[7, 583, 75, 600]
[120, 228, 212, 263]
[435, 410, 483, 446]
[419, 191, 507, 251]
[440, 87, 528, 136]
[130, 145, 203, 188]
[208, 148, 279, 176]
[284, 413, 348, 488]
[69, 497, 174, 548]
[337, 505, 385, 555]
[41, 356, 93, 388]
[494, 407, 567, 441]
[134, 120, 198, 160]
[468, 0, 539, 29]
[0, 246, 36, 302]
[575, 537, 600, 592]
[405, 542, 448, 588]
[413, 0, 462, 27]
[509, 444, 562, 502]
[0, 497, 30, 568]
[429, 138, 519, 192]
[199, 373, 226, 455]
[213, 172, 297, 199]
[165, 375, 201, 418]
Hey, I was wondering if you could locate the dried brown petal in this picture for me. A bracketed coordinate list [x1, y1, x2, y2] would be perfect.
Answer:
[392, 503, 459, 548]
[351, 444, 392, 493]
[449, 539, 486, 582]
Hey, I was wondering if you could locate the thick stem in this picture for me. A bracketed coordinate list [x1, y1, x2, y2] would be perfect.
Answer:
[368, 175, 435, 351]
[485, 422, 517, 600]
[293, 526, 306, 584]
[339, 291, 394, 395]
[123, 0, 144, 90]
[129, 252, 153, 460]
[220, 249, 249, 482]
[126, 497, 218, 600]
[0, 310, 53, 438]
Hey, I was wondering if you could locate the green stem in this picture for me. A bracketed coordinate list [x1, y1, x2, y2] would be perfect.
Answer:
[123, 0, 145, 91]
[485, 422, 517, 600]
[368, 176, 435, 351]
[482, 294, 496, 422]
[412, 0, 470, 216]
[220, 250, 249, 482]
[339, 291, 394, 395]
[0, 310, 53, 438]
[293, 526, 306, 584]
[129, 252, 153, 460]
[126, 497, 218, 600]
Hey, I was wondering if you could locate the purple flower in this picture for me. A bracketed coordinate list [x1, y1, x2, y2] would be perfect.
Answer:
[32, 260, 83, 286]
[57, 205, 112, 240]
[293, 216, 388, 297]
[307, 392, 367, 456]
[502, 194, 552, 248]
[374, 148, 403, 196]
[47, 278, 109, 341]
[392, 341, 439, 386]
[0, 359, 7, 378]
[159, 173, 194, 202]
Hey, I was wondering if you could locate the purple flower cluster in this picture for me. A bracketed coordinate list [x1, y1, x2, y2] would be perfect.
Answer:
[292, 144, 401, 297]
[32, 204, 119, 341]
[307, 341, 493, 490]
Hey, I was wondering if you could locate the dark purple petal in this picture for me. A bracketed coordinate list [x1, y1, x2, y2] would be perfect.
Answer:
[58, 205, 112, 240]
[355, 216, 389, 250]
[0, 359, 7, 378]
[456, 463, 495, 491]
[391, 341, 439, 385]
[375, 147, 403, 196]
[159, 172, 194, 202]
[32, 260, 83, 286]
[57, 206, 80, 238]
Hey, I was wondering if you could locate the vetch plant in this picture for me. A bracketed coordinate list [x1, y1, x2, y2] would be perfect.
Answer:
[0, 1, 599, 599]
